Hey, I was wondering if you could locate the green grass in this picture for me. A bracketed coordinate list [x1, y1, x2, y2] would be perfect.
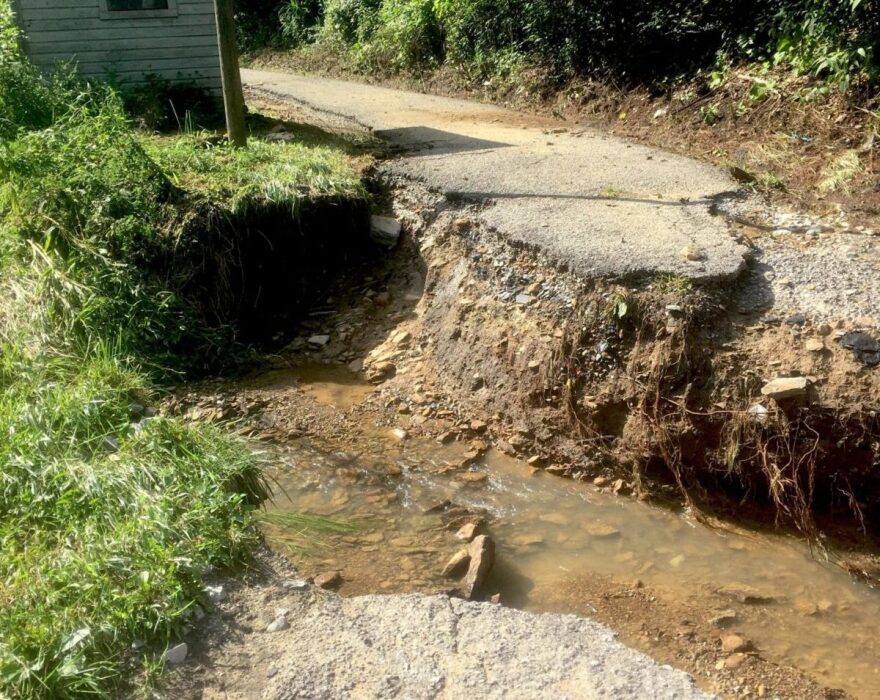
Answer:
[0, 3, 364, 696]
[145, 132, 364, 215]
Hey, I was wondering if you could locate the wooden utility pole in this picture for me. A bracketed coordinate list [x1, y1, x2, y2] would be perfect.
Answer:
[213, 0, 247, 147]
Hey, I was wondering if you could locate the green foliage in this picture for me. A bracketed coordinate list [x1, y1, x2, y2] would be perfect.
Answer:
[0, 4, 361, 695]
[257, 0, 879, 91]
[360, 0, 442, 72]
[279, 0, 326, 46]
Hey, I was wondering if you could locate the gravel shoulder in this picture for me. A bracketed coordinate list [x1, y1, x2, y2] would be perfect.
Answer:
[167, 551, 713, 700]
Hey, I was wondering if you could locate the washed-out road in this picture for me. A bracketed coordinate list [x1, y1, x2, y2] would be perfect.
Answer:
[243, 68, 751, 282]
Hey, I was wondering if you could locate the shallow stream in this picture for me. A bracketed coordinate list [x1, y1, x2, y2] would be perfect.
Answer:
[261, 366, 880, 698]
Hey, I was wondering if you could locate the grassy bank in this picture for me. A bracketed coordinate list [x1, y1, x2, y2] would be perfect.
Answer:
[0, 3, 363, 696]
[243, 0, 879, 225]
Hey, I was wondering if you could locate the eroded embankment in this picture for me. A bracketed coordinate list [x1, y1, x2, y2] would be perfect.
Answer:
[372, 176, 880, 543]
[142, 195, 371, 343]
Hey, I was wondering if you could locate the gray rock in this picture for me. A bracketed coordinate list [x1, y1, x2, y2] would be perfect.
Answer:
[371, 215, 402, 248]
[839, 331, 880, 366]
[515, 293, 532, 305]
[282, 579, 311, 592]
[307, 335, 331, 348]
[760, 377, 809, 400]
[266, 616, 290, 633]
[163, 642, 188, 665]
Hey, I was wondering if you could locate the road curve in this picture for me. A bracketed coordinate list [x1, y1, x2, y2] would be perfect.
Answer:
[243, 68, 750, 282]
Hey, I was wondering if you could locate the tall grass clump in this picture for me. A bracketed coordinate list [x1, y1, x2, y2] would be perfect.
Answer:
[0, 3, 361, 696]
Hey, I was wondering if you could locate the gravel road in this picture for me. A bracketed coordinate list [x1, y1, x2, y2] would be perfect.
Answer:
[261, 593, 714, 699]
[243, 69, 749, 282]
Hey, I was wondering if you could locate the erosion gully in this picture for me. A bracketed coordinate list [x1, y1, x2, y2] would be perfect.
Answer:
[257, 365, 880, 699]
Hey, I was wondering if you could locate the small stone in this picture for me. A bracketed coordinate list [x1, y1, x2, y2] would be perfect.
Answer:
[205, 585, 226, 603]
[805, 338, 824, 353]
[593, 476, 609, 487]
[717, 583, 774, 604]
[162, 643, 188, 665]
[784, 314, 807, 326]
[455, 522, 481, 541]
[709, 609, 738, 627]
[526, 455, 544, 466]
[816, 323, 832, 337]
[441, 549, 471, 578]
[459, 535, 495, 600]
[266, 616, 289, 633]
[723, 653, 748, 670]
[515, 294, 532, 305]
[391, 428, 408, 441]
[307, 335, 331, 348]
[437, 431, 456, 444]
[681, 245, 707, 262]
[721, 634, 752, 653]
[370, 215, 402, 248]
[459, 471, 488, 483]
[313, 571, 342, 590]
[583, 522, 621, 538]
[281, 579, 310, 592]
[760, 377, 809, 400]
[373, 291, 391, 306]
[469, 419, 488, 433]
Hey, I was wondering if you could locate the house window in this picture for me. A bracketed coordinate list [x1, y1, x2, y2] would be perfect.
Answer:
[107, 0, 169, 9]
[99, 0, 178, 19]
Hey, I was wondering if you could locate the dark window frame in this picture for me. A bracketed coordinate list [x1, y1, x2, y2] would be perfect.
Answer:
[98, 0, 179, 20]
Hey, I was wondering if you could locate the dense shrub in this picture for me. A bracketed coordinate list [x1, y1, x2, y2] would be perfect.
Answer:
[252, 0, 879, 88]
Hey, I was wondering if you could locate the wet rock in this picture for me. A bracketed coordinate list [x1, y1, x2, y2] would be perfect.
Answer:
[436, 431, 456, 444]
[441, 549, 471, 578]
[839, 331, 880, 366]
[708, 609, 738, 628]
[313, 571, 342, 590]
[423, 499, 452, 514]
[538, 512, 571, 526]
[162, 643, 188, 665]
[593, 476, 609, 487]
[720, 634, 752, 653]
[583, 523, 621, 539]
[716, 583, 774, 605]
[459, 535, 495, 600]
[612, 479, 630, 495]
[760, 377, 809, 400]
[370, 215, 402, 248]
[266, 616, 290, 633]
[455, 521, 482, 541]
[511, 534, 545, 547]
[307, 335, 331, 348]
[459, 471, 488, 484]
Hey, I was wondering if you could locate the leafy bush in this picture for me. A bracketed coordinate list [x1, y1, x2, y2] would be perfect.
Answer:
[361, 0, 442, 72]
[263, 0, 879, 90]
[279, 0, 325, 45]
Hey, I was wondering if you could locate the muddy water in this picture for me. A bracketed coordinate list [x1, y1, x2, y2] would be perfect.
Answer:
[261, 369, 880, 698]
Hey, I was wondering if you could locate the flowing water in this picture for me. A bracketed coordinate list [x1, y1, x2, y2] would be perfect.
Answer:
[260, 366, 880, 698]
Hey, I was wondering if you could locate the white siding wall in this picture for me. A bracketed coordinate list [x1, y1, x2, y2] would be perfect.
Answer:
[14, 0, 221, 92]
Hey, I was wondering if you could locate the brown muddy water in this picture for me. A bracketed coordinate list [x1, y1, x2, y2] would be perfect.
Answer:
[260, 367, 880, 698]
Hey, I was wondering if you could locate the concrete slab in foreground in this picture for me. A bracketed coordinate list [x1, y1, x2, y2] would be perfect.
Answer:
[263, 594, 714, 699]
[243, 69, 750, 282]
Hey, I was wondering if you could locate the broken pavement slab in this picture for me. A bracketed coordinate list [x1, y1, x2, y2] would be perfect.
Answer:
[243, 69, 750, 282]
